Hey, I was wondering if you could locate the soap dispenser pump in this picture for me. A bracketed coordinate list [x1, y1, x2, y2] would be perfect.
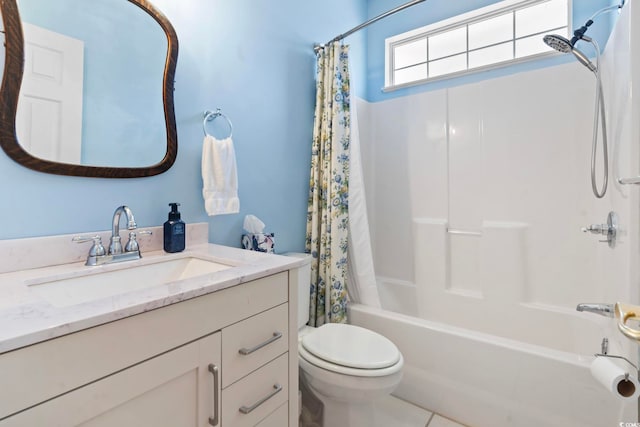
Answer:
[164, 203, 185, 253]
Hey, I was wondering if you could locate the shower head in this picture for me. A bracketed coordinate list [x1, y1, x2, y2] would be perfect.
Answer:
[543, 34, 572, 53]
[543, 33, 597, 73]
[543, 1, 624, 74]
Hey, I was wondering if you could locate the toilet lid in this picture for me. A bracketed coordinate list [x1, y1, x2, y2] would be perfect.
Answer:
[301, 323, 401, 369]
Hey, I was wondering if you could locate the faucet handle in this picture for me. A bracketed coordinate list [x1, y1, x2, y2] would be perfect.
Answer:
[581, 212, 619, 248]
[124, 232, 139, 253]
[125, 230, 152, 253]
[72, 235, 106, 257]
[581, 224, 606, 234]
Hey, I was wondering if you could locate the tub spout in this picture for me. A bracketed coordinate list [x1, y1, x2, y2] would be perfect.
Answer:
[576, 303, 615, 317]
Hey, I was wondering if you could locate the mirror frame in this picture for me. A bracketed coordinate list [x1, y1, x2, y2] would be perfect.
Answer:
[0, 0, 179, 178]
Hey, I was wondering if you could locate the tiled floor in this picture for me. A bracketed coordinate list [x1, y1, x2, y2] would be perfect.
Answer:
[375, 395, 467, 427]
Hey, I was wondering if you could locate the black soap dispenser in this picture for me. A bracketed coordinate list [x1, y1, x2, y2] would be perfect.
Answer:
[164, 203, 185, 253]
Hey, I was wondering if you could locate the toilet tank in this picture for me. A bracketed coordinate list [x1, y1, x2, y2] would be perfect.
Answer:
[283, 252, 311, 330]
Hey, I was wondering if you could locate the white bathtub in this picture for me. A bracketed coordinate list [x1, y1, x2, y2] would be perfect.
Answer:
[349, 304, 637, 427]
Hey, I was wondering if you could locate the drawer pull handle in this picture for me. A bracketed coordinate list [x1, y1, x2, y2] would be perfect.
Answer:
[208, 364, 219, 426]
[239, 332, 283, 355]
[239, 383, 283, 414]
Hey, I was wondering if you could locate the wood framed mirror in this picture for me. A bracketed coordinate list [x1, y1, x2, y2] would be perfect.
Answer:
[0, 0, 178, 178]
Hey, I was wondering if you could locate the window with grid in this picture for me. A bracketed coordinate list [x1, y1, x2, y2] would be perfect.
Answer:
[385, 0, 570, 89]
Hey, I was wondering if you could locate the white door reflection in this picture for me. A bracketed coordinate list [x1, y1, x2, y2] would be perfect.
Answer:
[16, 22, 84, 164]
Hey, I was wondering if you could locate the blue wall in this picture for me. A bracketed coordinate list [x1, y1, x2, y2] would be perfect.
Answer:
[0, 0, 367, 254]
[363, 0, 617, 102]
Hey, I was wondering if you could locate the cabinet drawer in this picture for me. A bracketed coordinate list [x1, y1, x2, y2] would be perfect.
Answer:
[222, 303, 289, 387]
[255, 402, 288, 427]
[222, 353, 289, 427]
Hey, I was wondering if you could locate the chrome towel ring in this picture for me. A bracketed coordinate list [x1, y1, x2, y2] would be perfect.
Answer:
[203, 109, 233, 138]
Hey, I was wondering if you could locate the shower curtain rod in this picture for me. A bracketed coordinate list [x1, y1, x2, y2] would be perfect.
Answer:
[314, 0, 427, 51]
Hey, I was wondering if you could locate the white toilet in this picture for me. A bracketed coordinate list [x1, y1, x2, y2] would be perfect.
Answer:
[289, 254, 404, 427]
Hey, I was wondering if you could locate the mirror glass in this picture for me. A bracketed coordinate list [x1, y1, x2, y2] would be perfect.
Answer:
[15, 0, 168, 168]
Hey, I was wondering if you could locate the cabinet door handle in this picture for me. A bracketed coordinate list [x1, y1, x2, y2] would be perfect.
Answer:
[238, 332, 283, 355]
[208, 364, 219, 426]
[239, 383, 283, 414]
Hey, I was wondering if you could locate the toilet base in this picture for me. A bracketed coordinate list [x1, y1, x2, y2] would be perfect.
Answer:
[300, 375, 323, 427]
[299, 363, 403, 427]
[300, 388, 382, 427]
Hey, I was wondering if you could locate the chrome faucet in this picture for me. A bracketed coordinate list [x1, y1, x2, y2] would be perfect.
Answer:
[109, 205, 137, 255]
[73, 205, 151, 266]
[576, 303, 615, 317]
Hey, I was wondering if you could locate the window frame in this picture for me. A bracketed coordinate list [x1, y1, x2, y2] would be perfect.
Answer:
[384, 0, 573, 91]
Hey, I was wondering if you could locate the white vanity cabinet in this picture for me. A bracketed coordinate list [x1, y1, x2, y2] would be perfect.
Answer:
[2, 332, 222, 427]
[0, 270, 299, 427]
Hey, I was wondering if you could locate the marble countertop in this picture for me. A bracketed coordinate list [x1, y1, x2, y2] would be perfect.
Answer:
[0, 241, 306, 354]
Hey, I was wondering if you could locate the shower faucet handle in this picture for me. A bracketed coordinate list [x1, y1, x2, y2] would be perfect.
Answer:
[581, 211, 618, 248]
[581, 224, 609, 244]
[581, 224, 607, 234]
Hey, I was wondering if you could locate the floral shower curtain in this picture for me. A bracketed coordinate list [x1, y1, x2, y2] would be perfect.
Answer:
[306, 43, 350, 326]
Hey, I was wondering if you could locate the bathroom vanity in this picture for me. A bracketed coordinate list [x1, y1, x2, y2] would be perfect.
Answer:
[0, 223, 302, 427]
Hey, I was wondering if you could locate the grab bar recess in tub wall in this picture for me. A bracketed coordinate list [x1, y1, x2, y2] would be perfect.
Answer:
[619, 176, 640, 185]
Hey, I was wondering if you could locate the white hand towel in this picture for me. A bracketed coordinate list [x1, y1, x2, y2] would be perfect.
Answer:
[202, 135, 240, 215]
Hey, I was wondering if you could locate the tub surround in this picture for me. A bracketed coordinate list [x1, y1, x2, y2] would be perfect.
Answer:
[0, 222, 306, 353]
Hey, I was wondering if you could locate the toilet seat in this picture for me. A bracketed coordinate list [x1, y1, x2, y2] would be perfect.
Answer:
[299, 323, 403, 377]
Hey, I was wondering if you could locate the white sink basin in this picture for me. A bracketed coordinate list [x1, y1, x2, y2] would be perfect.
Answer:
[27, 256, 232, 308]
